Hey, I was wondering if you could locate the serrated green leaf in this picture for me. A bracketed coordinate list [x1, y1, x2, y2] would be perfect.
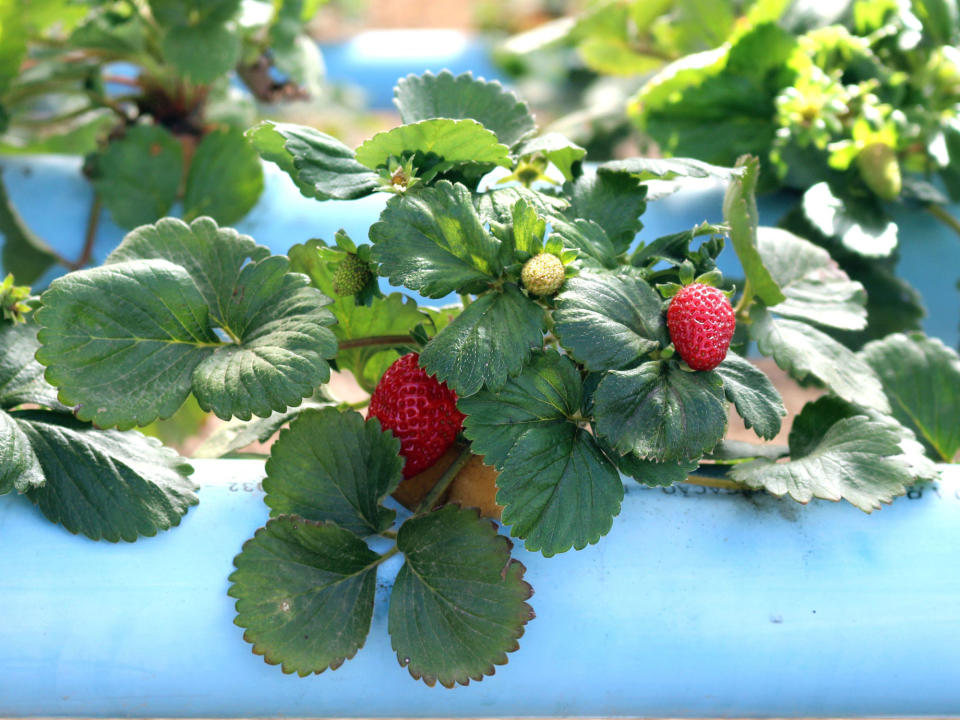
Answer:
[599, 156, 746, 182]
[393, 71, 537, 149]
[460, 350, 623, 554]
[192, 407, 299, 458]
[263, 409, 403, 535]
[615, 453, 699, 487]
[90, 124, 183, 229]
[722, 156, 786, 307]
[860, 333, 960, 462]
[354, 118, 511, 183]
[593, 360, 728, 461]
[553, 273, 665, 371]
[750, 309, 890, 413]
[731, 411, 913, 512]
[630, 222, 726, 268]
[802, 182, 897, 257]
[230, 516, 381, 676]
[0, 410, 43, 495]
[16, 410, 197, 540]
[247, 121, 378, 201]
[370, 180, 503, 297]
[564, 171, 647, 252]
[389, 505, 533, 687]
[36, 217, 336, 428]
[420, 284, 545, 397]
[756, 227, 867, 330]
[475, 186, 570, 224]
[510, 199, 547, 257]
[714, 353, 785, 440]
[0, 318, 62, 410]
[183, 127, 264, 225]
[549, 217, 618, 269]
[162, 19, 241, 84]
[515, 133, 586, 180]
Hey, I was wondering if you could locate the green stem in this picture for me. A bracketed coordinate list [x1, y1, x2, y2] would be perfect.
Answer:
[733, 278, 753, 321]
[338, 334, 418, 351]
[459, 293, 473, 308]
[414, 444, 473, 514]
[926, 203, 960, 240]
[683, 475, 750, 491]
[381, 529, 398, 540]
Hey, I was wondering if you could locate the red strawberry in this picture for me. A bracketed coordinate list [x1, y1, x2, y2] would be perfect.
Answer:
[666, 283, 736, 371]
[368, 353, 465, 478]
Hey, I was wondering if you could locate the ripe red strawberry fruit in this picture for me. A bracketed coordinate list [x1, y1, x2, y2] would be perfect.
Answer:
[368, 352, 465, 478]
[666, 283, 736, 371]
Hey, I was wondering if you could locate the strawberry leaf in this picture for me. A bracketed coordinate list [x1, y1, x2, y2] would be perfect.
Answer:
[183, 127, 264, 225]
[564, 171, 647, 253]
[598, 156, 747, 182]
[714, 353, 786, 441]
[553, 273, 666, 371]
[593, 360, 728, 461]
[460, 350, 623, 555]
[263, 409, 403, 536]
[394, 70, 537, 149]
[756, 227, 867, 330]
[370, 180, 503, 297]
[36, 217, 337, 428]
[615, 455, 700, 487]
[229, 516, 381, 676]
[389, 505, 534, 686]
[550, 217, 619, 269]
[247, 121, 378, 201]
[802, 182, 897, 258]
[515, 133, 586, 179]
[750, 308, 890, 413]
[419, 284, 545, 397]
[860, 333, 960, 462]
[0, 319, 63, 410]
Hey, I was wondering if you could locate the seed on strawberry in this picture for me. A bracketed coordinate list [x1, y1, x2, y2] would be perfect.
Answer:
[666, 282, 736, 371]
[367, 353, 465, 478]
[521, 253, 565, 296]
[332, 253, 371, 296]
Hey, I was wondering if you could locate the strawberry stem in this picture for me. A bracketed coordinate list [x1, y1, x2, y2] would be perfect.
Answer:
[338, 334, 418, 351]
[926, 203, 960, 240]
[415, 443, 473, 514]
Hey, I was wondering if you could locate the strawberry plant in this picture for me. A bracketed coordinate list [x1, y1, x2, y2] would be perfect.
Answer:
[0, 0, 328, 284]
[26, 71, 958, 688]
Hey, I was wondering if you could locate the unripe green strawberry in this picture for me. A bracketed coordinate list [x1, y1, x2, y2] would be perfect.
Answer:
[857, 142, 901, 201]
[666, 283, 735, 371]
[521, 253, 565, 296]
[332, 253, 371, 296]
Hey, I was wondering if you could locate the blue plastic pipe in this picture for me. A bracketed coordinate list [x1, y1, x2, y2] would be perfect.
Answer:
[1, 460, 959, 718]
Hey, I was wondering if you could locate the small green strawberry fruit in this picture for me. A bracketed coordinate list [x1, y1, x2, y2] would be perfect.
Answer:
[521, 253, 565, 296]
[857, 142, 901, 201]
[332, 253, 372, 296]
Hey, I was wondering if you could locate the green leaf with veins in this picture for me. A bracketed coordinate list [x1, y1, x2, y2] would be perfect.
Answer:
[420, 284, 545, 397]
[0, 320, 63, 410]
[36, 217, 336, 428]
[731, 410, 914, 512]
[802, 183, 897, 257]
[550, 217, 618, 269]
[593, 360, 728, 461]
[553, 273, 665, 371]
[393, 70, 537, 149]
[476, 186, 570, 224]
[263, 409, 403, 536]
[515, 133, 586, 180]
[750, 308, 889, 413]
[755, 227, 867, 330]
[722, 156, 786, 306]
[630, 222, 726, 267]
[183, 127, 264, 225]
[860, 333, 960, 462]
[564, 171, 647, 253]
[510, 199, 547, 257]
[389, 505, 534, 687]
[370, 180, 503, 297]
[89, 124, 183, 229]
[247, 121, 378, 201]
[229, 516, 381, 676]
[615, 453, 699, 487]
[354, 118, 511, 182]
[714, 353, 785, 440]
[19, 411, 198, 540]
[598, 156, 747, 182]
[459, 350, 623, 555]
[162, 19, 241, 83]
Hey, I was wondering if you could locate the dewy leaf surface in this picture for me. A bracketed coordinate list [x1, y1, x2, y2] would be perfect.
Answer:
[553, 273, 665, 371]
[263, 409, 403, 536]
[394, 70, 537, 148]
[756, 227, 867, 330]
[370, 180, 503, 297]
[860, 333, 960, 462]
[389, 505, 533, 687]
[593, 360, 728, 461]
[750, 309, 890, 413]
[230, 516, 381, 676]
[460, 351, 623, 555]
[36, 217, 336, 427]
[419, 284, 545, 397]
[247, 121, 379, 200]
[731, 414, 913, 512]
[714, 353, 785, 441]
[17, 410, 197, 540]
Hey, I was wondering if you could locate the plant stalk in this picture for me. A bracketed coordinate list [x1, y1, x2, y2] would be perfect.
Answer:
[414, 444, 473, 514]
[71, 195, 102, 271]
[926, 203, 960, 240]
[338, 334, 418, 351]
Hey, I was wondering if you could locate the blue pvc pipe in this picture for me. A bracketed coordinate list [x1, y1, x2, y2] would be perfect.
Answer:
[1, 460, 958, 717]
